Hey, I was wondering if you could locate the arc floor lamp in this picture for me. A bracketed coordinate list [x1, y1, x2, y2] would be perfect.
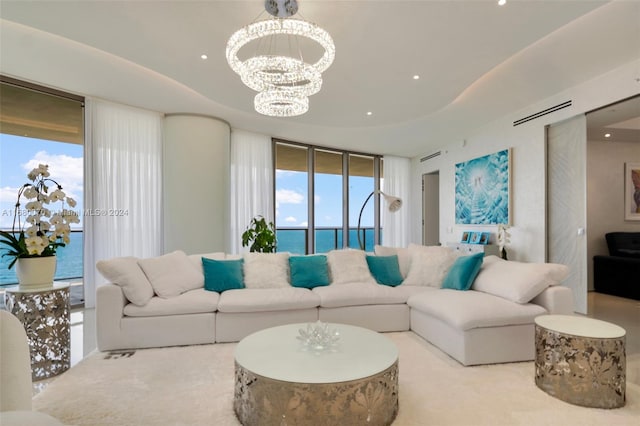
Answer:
[357, 190, 402, 250]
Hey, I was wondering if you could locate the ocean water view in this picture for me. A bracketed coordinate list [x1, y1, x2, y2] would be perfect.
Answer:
[0, 231, 83, 286]
[276, 228, 378, 254]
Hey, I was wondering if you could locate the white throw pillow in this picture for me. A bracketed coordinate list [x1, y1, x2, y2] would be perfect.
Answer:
[138, 251, 204, 298]
[327, 249, 375, 285]
[472, 256, 570, 304]
[374, 245, 411, 278]
[402, 244, 457, 287]
[96, 257, 154, 306]
[243, 253, 290, 289]
[188, 252, 226, 274]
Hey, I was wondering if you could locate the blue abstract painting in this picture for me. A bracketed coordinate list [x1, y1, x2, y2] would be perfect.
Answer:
[455, 149, 510, 225]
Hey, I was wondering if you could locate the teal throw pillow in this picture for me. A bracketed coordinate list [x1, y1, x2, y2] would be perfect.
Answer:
[442, 252, 484, 291]
[202, 258, 244, 292]
[289, 255, 330, 289]
[366, 255, 404, 287]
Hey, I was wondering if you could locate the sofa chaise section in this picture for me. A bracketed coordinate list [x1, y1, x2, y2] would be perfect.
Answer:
[408, 289, 562, 366]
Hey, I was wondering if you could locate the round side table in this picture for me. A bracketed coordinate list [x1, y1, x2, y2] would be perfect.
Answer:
[234, 323, 399, 426]
[4, 283, 71, 381]
[534, 314, 626, 408]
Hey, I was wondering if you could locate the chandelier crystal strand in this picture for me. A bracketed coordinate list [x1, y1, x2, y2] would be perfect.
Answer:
[255, 90, 309, 117]
[226, 3, 335, 117]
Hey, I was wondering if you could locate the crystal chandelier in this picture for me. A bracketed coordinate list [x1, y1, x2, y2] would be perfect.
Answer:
[226, 0, 335, 117]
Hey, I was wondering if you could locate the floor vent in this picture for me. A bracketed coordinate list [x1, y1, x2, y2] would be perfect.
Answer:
[513, 100, 572, 126]
[420, 151, 441, 162]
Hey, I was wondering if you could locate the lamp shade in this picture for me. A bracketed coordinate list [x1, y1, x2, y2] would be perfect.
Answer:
[381, 192, 402, 212]
[356, 190, 403, 250]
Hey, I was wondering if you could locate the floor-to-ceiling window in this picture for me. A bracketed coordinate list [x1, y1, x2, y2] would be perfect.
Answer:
[274, 140, 382, 254]
[0, 76, 84, 305]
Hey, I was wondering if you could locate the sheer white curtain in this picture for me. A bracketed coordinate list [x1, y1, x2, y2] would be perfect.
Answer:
[83, 99, 163, 307]
[382, 156, 411, 247]
[229, 129, 274, 254]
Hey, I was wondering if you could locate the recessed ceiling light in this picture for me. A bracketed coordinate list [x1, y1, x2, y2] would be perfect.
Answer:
[367, 111, 373, 116]
[413, 75, 420, 80]
[498, 0, 507, 5]
[200, 54, 208, 60]
[604, 133, 611, 138]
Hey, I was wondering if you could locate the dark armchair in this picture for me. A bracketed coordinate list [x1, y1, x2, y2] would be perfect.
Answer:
[593, 232, 640, 300]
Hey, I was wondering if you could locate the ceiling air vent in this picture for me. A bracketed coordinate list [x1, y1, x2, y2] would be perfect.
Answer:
[420, 151, 441, 163]
[513, 100, 572, 127]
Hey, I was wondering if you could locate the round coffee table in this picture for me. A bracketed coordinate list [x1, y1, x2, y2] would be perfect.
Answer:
[233, 323, 398, 426]
[534, 314, 626, 408]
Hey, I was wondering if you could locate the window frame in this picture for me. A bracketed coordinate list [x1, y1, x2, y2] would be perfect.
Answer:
[273, 138, 383, 254]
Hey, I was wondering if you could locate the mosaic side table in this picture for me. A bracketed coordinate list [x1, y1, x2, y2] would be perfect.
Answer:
[534, 314, 626, 408]
[4, 283, 71, 381]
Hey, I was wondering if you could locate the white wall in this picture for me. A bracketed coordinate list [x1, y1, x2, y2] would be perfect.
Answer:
[411, 59, 640, 263]
[163, 114, 230, 254]
[587, 139, 640, 290]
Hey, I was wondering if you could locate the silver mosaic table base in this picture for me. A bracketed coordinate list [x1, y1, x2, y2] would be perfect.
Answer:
[234, 360, 398, 426]
[4, 284, 71, 381]
[534, 323, 625, 408]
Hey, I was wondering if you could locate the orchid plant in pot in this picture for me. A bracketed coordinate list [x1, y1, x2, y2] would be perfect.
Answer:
[0, 164, 79, 287]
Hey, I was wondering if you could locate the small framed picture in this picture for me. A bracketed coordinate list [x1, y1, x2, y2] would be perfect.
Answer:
[479, 232, 490, 245]
[461, 231, 471, 243]
[469, 232, 481, 244]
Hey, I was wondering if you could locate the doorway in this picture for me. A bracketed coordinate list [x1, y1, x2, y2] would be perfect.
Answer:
[422, 172, 440, 245]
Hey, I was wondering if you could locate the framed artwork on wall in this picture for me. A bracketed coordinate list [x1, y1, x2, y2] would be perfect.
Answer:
[469, 232, 482, 244]
[455, 149, 511, 225]
[479, 232, 490, 245]
[461, 231, 471, 243]
[625, 162, 640, 221]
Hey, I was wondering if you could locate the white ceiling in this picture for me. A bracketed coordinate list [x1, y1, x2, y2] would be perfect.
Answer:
[587, 95, 640, 143]
[1, 0, 639, 157]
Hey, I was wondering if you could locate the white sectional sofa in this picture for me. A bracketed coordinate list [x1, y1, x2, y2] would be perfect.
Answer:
[95, 245, 573, 365]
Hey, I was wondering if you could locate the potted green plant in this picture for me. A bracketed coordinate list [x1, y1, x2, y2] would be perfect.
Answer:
[0, 164, 79, 287]
[241, 216, 276, 253]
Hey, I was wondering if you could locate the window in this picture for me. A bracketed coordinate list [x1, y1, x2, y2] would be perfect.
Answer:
[0, 77, 84, 302]
[274, 140, 382, 254]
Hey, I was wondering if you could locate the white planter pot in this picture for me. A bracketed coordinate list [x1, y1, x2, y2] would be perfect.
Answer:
[15, 256, 57, 289]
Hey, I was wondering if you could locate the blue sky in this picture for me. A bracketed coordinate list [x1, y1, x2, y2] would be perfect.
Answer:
[275, 170, 375, 228]
[0, 134, 84, 230]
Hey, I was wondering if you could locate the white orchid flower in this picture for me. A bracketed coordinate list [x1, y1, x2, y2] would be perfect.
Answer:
[25, 236, 45, 255]
[37, 164, 50, 177]
[49, 189, 66, 202]
[50, 214, 63, 226]
[26, 215, 39, 224]
[64, 213, 80, 224]
[25, 201, 42, 211]
[25, 226, 39, 237]
[66, 197, 77, 208]
[23, 186, 38, 199]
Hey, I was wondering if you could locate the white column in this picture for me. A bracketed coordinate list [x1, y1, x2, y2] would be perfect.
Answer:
[163, 115, 230, 254]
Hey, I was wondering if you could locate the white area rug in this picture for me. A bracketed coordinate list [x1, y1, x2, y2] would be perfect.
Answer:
[34, 332, 640, 425]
